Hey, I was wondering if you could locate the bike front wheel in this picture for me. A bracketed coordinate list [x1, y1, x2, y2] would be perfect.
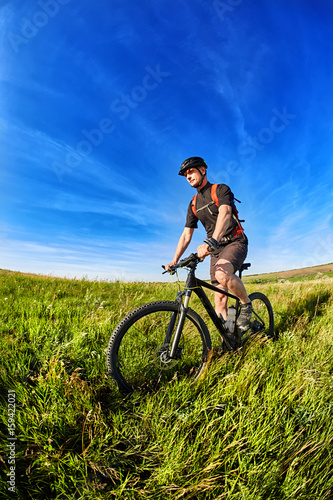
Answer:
[106, 300, 211, 394]
[240, 292, 275, 342]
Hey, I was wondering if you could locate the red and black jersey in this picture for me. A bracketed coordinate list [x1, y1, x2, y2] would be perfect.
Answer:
[185, 182, 244, 240]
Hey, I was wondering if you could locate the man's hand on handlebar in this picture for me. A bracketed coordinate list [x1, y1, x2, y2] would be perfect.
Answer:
[196, 243, 211, 260]
[164, 238, 219, 273]
[164, 261, 178, 272]
[197, 237, 219, 259]
[162, 253, 201, 274]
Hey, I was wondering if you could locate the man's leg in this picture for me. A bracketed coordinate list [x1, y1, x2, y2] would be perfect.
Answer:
[213, 283, 228, 320]
[210, 238, 251, 326]
[215, 259, 250, 303]
[214, 259, 252, 328]
[210, 255, 230, 320]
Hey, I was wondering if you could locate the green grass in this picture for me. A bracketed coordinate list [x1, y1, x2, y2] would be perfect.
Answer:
[0, 270, 332, 499]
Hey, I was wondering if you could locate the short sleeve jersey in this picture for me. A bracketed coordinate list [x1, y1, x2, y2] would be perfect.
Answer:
[185, 182, 237, 238]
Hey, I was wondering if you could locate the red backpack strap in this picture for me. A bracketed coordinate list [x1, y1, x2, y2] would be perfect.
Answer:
[231, 199, 244, 237]
[191, 193, 198, 217]
[211, 184, 219, 207]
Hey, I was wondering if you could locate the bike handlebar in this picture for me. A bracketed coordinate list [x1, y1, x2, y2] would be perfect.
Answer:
[162, 253, 202, 275]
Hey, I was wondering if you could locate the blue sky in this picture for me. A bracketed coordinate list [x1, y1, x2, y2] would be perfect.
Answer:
[1, 0, 333, 281]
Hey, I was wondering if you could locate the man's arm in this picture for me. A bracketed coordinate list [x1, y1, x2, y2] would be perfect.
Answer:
[211, 204, 232, 241]
[197, 204, 232, 259]
[165, 227, 194, 270]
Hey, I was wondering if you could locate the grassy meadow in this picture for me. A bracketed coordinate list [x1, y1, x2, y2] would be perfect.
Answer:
[0, 268, 333, 499]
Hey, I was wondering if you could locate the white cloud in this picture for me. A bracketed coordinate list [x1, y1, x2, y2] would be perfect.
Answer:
[0, 230, 212, 282]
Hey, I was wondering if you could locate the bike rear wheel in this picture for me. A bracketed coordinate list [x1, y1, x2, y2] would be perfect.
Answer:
[106, 300, 211, 394]
[239, 292, 275, 342]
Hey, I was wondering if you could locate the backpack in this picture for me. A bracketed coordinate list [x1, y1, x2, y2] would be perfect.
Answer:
[191, 184, 244, 239]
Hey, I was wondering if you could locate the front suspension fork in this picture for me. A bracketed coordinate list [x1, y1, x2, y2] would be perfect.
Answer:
[168, 290, 191, 359]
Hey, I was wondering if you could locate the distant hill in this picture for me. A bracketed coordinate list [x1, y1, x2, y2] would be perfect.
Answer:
[244, 262, 333, 281]
[1, 262, 333, 283]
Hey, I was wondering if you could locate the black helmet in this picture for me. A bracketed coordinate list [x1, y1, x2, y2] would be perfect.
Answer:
[178, 157, 207, 176]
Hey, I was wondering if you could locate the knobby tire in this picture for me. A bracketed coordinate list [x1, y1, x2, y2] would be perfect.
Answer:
[244, 291, 275, 341]
[106, 300, 211, 394]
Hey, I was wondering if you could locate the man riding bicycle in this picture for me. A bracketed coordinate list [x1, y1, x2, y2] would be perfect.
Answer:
[165, 156, 252, 330]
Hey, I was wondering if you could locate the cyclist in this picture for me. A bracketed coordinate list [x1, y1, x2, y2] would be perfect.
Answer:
[165, 156, 252, 330]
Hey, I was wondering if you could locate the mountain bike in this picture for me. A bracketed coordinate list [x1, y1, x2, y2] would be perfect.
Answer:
[106, 253, 274, 394]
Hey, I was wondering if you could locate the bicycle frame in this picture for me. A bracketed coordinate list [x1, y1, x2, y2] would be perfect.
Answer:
[169, 262, 240, 357]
